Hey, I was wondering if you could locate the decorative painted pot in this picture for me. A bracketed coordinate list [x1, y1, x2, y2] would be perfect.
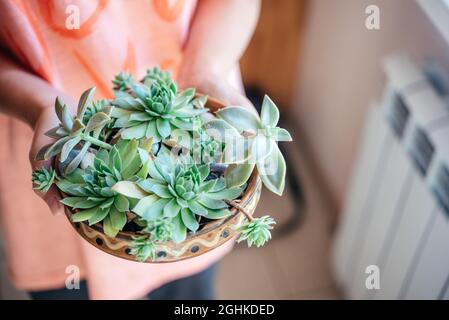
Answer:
[60, 96, 262, 263]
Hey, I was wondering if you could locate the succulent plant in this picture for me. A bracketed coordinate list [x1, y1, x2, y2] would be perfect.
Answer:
[32, 167, 57, 193]
[36, 87, 113, 175]
[30, 66, 290, 255]
[129, 236, 157, 262]
[113, 153, 244, 243]
[128, 216, 175, 262]
[56, 139, 150, 238]
[216, 95, 292, 195]
[237, 215, 276, 248]
[111, 68, 208, 141]
[113, 71, 134, 92]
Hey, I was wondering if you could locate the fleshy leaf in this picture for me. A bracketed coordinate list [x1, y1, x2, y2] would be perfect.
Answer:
[274, 128, 293, 142]
[181, 208, 199, 232]
[224, 163, 255, 188]
[133, 194, 159, 217]
[172, 214, 187, 243]
[112, 181, 148, 199]
[204, 119, 241, 142]
[257, 142, 286, 196]
[216, 106, 261, 133]
[77, 87, 96, 120]
[260, 95, 279, 127]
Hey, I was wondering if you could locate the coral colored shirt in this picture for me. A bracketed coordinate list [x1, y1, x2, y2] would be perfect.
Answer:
[0, 0, 239, 299]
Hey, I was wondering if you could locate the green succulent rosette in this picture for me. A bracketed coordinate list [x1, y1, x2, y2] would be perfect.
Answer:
[111, 68, 208, 142]
[56, 139, 151, 238]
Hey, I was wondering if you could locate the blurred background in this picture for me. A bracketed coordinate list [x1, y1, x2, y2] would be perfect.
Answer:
[2, 0, 449, 299]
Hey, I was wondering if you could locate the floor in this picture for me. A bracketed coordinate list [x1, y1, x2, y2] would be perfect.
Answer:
[216, 142, 340, 299]
[0, 142, 340, 300]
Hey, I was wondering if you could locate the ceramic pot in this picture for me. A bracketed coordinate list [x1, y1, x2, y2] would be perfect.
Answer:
[60, 96, 262, 262]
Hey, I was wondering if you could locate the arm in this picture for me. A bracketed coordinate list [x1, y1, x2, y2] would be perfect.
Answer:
[177, 0, 261, 109]
[0, 53, 71, 214]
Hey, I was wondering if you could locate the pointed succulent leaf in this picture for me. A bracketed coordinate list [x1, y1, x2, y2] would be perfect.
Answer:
[224, 163, 255, 189]
[103, 215, 120, 238]
[121, 123, 147, 139]
[71, 207, 98, 222]
[260, 95, 280, 127]
[163, 198, 181, 218]
[181, 208, 199, 232]
[133, 194, 159, 217]
[207, 186, 244, 200]
[197, 195, 228, 209]
[204, 119, 241, 142]
[216, 106, 261, 133]
[85, 112, 110, 133]
[37, 136, 71, 160]
[206, 208, 231, 219]
[69, 119, 85, 137]
[113, 194, 129, 212]
[109, 206, 127, 230]
[64, 142, 91, 175]
[142, 198, 169, 220]
[45, 126, 68, 139]
[88, 207, 110, 225]
[274, 127, 293, 142]
[257, 142, 286, 196]
[172, 214, 187, 243]
[251, 134, 273, 163]
[77, 87, 96, 120]
[55, 97, 74, 131]
[112, 181, 148, 199]
[60, 136, 81, 162]
[187, 201, 208, 216]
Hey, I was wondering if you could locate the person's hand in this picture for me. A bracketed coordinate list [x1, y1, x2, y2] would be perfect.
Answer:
[29, 94, 75, 216]
[177, 70, 256, 112]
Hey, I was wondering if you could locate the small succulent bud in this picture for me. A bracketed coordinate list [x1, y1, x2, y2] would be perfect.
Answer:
[144, 217, 174, 243]
[32, 167, 56, 193]
[129, 236, 157, 262]
[113, 72, 134, 92]
[237, 215, 276, 248]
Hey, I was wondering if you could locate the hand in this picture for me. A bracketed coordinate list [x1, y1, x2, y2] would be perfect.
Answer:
[29, 94, 75, 216]
[177, 70, 256, 112]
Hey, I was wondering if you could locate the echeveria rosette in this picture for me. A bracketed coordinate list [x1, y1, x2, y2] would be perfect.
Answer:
[114, 154, 244, 243]
[32, 167, 57, 193]
[113, 71, 135, 92]
[216, 95, 292, 196]
[56, 139, 150, 238]
[36, 87, 113, 176]
[237, 215, 276, 248]
[111, 68, 209, 142]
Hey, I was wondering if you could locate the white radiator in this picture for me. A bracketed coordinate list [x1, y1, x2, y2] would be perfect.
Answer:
[332, 54, 449, 299]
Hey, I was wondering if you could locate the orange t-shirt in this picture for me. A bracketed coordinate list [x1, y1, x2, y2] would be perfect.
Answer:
[0, 0, 239, 299]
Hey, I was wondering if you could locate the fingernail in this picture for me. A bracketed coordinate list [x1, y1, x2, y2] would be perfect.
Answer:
[48, 197, 63, 216]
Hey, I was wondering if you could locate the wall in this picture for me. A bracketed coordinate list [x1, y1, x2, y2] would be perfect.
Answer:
[292, 0, 449, 209]
[241, 0, 307, 109]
